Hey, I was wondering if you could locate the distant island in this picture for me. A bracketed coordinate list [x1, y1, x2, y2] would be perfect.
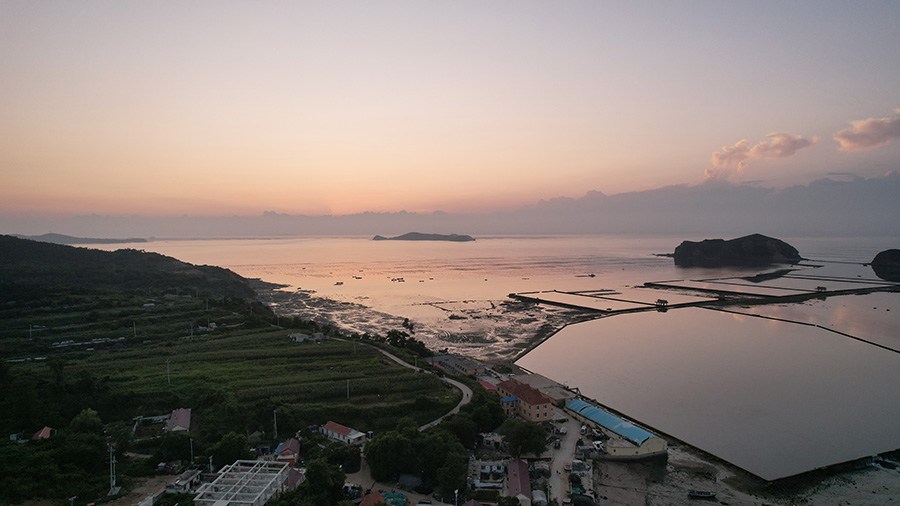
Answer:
[673, 233, 802, 267]
[372, 232, 475, 242]
[13, 233, 146, 245]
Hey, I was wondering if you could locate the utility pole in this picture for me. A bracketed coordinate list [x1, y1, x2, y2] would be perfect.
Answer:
[273, 410, 278, 441]
[346, 379, 350, 399]
[108, 444, 118, 495]
[166, 360, 171, 384]
[190, 438, 194, 465]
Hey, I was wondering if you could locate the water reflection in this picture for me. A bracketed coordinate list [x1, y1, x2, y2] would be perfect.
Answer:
[516, 307, 900, 480]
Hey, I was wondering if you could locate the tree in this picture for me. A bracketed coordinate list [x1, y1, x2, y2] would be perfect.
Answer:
[434, 447, 467, 497]
[68, 408, 103, 434]
[322, 441, 361, 473]
[363, 431, 414, 482]
[438, 413, 479, 449]
[462, 389, 505, 433]
[301, 457, 346, 506]
[499, 418, 547, 458]
[414, 431, 465, 487]
[208, 432, 253, 469]
[155, 430, 193, 463]
[498, 497, 521, 506]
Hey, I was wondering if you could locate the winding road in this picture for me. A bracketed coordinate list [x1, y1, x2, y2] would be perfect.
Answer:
[331, 338, 474, 430]
[368, 346, 473, 431]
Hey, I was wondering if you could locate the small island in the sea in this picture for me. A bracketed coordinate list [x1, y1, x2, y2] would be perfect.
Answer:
[673, 233, 801, 267]
[372, 232, 476, 242]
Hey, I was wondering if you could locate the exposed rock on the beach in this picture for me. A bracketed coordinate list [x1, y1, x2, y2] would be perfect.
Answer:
[673, 234, 802, 267]
[372, 232, 475, 242]
[871, 249, 900, 281]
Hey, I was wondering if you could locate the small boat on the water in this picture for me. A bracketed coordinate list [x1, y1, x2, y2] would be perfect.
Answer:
[687, 489, 716, 499]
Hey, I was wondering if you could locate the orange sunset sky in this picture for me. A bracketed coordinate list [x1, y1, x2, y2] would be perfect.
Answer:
[2, 2, 899, 218]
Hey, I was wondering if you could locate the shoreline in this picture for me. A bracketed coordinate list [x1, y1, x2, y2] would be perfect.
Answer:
[252, 280, 900, 505]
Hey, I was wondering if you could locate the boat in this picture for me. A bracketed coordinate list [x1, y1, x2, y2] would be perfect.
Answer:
[687, 489, 716, 499]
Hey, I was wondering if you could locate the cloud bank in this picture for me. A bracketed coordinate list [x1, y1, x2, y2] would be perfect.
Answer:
[707, 133, 818, 179]
[833, 108, 900, 151]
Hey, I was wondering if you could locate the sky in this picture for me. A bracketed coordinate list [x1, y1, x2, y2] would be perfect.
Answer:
[2, 1, 899, 218]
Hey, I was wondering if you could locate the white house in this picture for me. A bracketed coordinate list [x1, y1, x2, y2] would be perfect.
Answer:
[320, 421, 367, 445]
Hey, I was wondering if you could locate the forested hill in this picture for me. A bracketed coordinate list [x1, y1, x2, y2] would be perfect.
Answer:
[0, 235, 256, 299]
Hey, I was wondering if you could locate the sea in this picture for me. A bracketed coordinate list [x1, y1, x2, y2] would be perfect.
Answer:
[94, 234, 900, 481]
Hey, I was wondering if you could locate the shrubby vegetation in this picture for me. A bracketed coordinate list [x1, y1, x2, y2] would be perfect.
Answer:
[363, 386, 505, 498]
[0, 409, 108, 504]
[0, 237, 462, 504]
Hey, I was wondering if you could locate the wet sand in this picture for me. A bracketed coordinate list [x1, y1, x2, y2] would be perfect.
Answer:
[255, 283, 598, 363]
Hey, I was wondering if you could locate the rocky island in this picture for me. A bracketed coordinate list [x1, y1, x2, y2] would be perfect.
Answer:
[871, 249, 900, 281]
[673, 233, 802, 267]
[372, 232, 475, 242]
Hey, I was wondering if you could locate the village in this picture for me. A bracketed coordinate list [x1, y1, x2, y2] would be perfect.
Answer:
[119, 337, 671, 506]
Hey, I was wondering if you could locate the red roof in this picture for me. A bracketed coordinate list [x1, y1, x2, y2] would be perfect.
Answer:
[32, 426, 54, 440]
[506, 459, 531, 499]
[478, 380, 497, 391]
[322, 421, 352, 437]
[166, 408, 192, 431]
[498, 380, 551, 407]
[280, 438, 300, 456]
[360, 492, 385, 506]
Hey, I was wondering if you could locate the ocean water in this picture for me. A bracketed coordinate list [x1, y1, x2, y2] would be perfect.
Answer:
[100, 234, 781, 314]
[95, 234, 900, 480]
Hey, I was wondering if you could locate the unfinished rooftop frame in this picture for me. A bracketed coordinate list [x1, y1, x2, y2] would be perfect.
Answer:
[193, 460, 290, 506]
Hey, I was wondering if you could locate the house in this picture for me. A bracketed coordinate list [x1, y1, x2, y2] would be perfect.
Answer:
[289, 332, 325, 343]
[427, 353, 482, 376]
[505, 459, 532, 506]
[31, 426, 55, 440]
[166, 408, 191, 432]
[478, 380, 498, 392]
[275, 438, 301, 465]
[497, 380, 553, 422]
[320, 421, 367, 445]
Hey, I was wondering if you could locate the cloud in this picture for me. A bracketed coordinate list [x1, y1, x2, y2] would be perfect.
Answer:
[833, 108, 900, 151]
[748, 132, 818, 159]
[711, 139, 752, 170]
[707, 132, 818, 179]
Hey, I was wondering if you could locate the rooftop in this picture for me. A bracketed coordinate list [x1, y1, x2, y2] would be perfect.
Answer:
[193, 460, 290, 506]
[567, 399, 656, 446]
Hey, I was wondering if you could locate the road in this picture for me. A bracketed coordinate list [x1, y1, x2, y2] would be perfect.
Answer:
[367, 345, 473, 431]
[338, 339, 473, 505]
[548, 410, 581, 504]
[331, 338, 473, 431]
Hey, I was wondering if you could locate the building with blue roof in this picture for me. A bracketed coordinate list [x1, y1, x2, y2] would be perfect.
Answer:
[566, 399, 667, 459]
